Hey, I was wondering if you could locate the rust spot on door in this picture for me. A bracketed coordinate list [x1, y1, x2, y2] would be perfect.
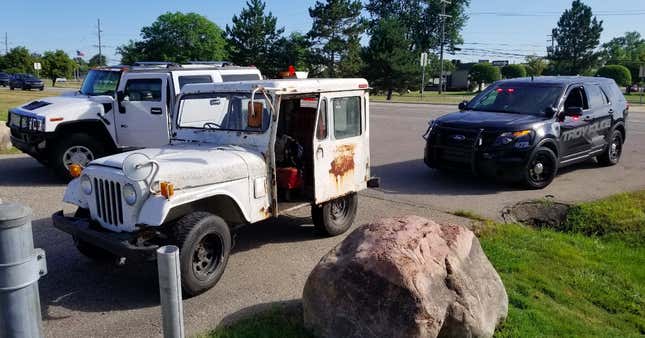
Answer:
[329, 144, 355, 191]
[259, 206, 272, 219]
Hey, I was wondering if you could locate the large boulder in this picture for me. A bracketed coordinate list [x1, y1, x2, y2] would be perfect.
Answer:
[303, 215, 507, 338]
[0, 124, 10, 151]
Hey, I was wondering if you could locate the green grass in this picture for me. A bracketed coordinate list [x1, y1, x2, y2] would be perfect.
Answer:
[0, 147, 21, 155]
[203, 308, 312, 338]
[452, 209, 488, 222]
[371, 91, 475, 105]
[625, 93, 645, 105]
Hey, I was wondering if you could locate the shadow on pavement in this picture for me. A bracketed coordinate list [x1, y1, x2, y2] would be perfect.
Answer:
[232, 214, 323, 254]
[371, 157, 601, 197]
[0, 155, 65, 187]
[216, 299, 303, 331]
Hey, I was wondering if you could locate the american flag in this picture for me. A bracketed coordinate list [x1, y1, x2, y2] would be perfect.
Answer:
[76, 50, 85, 57]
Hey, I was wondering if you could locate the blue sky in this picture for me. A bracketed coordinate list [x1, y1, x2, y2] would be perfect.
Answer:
[0, 0, 643, 64]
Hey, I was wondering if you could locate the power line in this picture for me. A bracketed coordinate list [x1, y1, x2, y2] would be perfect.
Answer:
[468, 10, 645, 17]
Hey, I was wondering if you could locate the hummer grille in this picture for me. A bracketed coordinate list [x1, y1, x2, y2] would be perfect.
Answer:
[94, 178, 124, 226]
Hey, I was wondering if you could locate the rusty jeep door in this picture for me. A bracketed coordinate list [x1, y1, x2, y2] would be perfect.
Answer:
[313, 91, 369, 204]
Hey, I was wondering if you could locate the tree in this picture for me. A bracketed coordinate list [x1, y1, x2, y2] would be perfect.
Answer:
[501, 64, 526, 79]
[469, 63, 500, 91]
[42, 50, 75, 86]
[117, 12, 227, 64]
[308, 0, 366, 77]
[273, 32, 312, 72]
[600, 32, 645, 84]
[88, 54, 107, 67]
[549, 0, 603, 75]
[363, 18, 418, 100]
[3, 46, 34, 74]
[365, 0, 470, 53]
[226, 0, 284, 76]
[525, 55, 547, 76]
[597, 65, 632, 86]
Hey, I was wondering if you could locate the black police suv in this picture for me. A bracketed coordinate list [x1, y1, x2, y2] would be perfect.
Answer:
[423, 76, 628, 189]
[9, 73, 44, 91]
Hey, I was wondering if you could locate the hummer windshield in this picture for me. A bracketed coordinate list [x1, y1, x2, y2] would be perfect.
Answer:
[177, 92, 271, 132]
[79, 69, 121, 96]
[468, 84, 563, 116]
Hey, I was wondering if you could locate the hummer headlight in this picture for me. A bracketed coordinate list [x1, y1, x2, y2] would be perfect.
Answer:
[123, 183, 137, 205]
[81, 175, 92, 195]
[495, 130, 533, 148]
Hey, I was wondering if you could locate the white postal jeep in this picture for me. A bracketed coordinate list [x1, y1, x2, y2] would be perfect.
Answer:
[53, 78, 378, 296]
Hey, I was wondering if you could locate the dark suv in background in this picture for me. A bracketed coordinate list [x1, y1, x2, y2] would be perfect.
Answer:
[0, 72, 9, 87]
[423, 76, 628, 189]
[10, 73, 44, 91]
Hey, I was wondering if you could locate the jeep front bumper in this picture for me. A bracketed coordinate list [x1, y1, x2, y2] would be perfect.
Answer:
[52, 211, 159, 261]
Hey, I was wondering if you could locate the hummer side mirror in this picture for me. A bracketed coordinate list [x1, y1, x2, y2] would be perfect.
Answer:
[458, 100, 469, 111]
[247, 101, 264, 129]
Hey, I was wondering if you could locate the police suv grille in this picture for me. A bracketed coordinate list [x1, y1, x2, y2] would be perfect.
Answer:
[429, 126, 484, 168]
[94, 178, 124, 226]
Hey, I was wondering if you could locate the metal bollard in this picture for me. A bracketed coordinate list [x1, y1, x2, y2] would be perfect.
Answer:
[157, 245, 184, 338]
[0, 203, 47, 338]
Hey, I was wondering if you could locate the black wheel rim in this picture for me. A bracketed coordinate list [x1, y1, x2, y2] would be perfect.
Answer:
[192, 233, 224, 281]
[528, 152, 555, 184]
[330, 198, 350, 223]
[609, 136, 622, 162]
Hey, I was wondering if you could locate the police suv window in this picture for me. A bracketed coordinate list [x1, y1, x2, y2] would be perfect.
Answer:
[178, 75, 212, 89]
[332, 96, 361, 139]
[586, 85, 606, 107]
[124, 79, 162, 102]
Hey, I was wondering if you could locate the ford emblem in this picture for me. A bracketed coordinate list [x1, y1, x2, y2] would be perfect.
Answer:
[452, 134, 466, 141]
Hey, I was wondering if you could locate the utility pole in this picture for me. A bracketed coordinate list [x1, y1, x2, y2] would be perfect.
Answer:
[546, 34, 555, 57]
[93, 19, 107, 66]
[4, 32, 7, 55]
[438, 0, 451, 95]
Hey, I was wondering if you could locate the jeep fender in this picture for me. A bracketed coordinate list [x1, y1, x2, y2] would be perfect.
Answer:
[137, 183, 251, 227]
[62, 178, 89, 209]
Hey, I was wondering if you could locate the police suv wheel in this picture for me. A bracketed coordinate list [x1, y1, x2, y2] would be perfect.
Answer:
[312, 193, 358, 236]
[174, 212, 231, 297]
[523, 147, 558, 189]
[597, 130, 623, 166]
[51, 133, 105, 180]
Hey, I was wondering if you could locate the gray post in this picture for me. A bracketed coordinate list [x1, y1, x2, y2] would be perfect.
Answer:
[0, 203, 47, 338]
[157, 245, 184, 338]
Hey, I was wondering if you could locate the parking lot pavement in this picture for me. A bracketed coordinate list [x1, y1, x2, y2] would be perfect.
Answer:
[0, 102, 643, 337]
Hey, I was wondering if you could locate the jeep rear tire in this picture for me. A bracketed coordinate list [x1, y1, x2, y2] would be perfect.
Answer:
[523, 147, 558, 189]
[597, 130, 623, 166]
[51, 133, 105, 180]
[174, 212, 231, 297]
[312, 193, 358, 236]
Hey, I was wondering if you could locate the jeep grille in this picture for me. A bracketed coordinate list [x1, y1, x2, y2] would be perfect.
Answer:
[94, 178, 124, 226]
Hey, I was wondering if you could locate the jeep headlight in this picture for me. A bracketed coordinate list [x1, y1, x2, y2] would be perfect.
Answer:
[123, 183, 137, 205]
[494, 130, 534, 148]
[80, 175, 92, 195]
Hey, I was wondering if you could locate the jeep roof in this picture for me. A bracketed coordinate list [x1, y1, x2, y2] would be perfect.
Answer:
[180, 78, 369, 95]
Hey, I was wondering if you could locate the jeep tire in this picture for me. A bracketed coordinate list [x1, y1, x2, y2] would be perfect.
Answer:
[51, 133, 105, 180]
[597, 130, 623, 166]
[312, 193, 358, 236]
[174, 212, 231, 297]
[523, 147, 558, 189]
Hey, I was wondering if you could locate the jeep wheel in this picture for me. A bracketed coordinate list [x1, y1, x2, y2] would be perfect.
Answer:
[597, 130, 623, 166]
[523, 147, 558, 189]
[174, 212, 231, 297]
[51, 133, 105, 180]
[312, 193, 358, 236]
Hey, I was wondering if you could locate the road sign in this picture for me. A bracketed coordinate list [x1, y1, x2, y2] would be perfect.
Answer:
[33, 62, 41, 70]
[420, 52, 428, 67]
[492, 60, 509, 67]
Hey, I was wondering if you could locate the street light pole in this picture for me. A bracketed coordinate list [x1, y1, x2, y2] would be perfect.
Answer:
[438, 0, 451, 94]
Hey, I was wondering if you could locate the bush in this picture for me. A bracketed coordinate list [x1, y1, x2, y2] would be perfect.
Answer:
[469, 63, 501, 91]
[597, 65, 632, 86]
[501, 64, 527, 79]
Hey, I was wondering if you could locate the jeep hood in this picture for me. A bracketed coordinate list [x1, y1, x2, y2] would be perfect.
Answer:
[89, 143, 266, 188]
[436, 110, 546, 129]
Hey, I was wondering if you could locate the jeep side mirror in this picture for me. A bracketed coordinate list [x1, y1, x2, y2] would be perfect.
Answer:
[458, 100, 469, 111]
[247, 101, 264, 129]
[565, 106, 583, 117]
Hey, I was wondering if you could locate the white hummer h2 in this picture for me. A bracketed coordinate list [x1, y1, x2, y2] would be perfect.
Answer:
[53, 78, 378, 296]
[7, 64, 261, 178]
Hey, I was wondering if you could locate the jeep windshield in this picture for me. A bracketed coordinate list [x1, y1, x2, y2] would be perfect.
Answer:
[468, 84, 563, 116]
[177, 92, 271, 132]
[79, 69, 121, 96]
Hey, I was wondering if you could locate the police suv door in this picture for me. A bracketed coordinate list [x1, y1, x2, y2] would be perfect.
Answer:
[115, 74, 170, 147]
[313, 91, 369, 204]
[585, 83, 613, 152]
[559, 85, 594, 161]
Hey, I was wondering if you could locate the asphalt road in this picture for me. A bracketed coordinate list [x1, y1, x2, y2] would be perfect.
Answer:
[0, 102, 643, 337]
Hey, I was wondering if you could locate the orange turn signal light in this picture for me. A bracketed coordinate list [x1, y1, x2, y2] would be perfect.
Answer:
[69, 164, 82, 178]
[512, 130, 531, 137]
[160, 181, 175, 199]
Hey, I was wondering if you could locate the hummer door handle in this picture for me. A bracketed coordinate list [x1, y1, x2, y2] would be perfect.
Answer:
[121, 124, 128, 128]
